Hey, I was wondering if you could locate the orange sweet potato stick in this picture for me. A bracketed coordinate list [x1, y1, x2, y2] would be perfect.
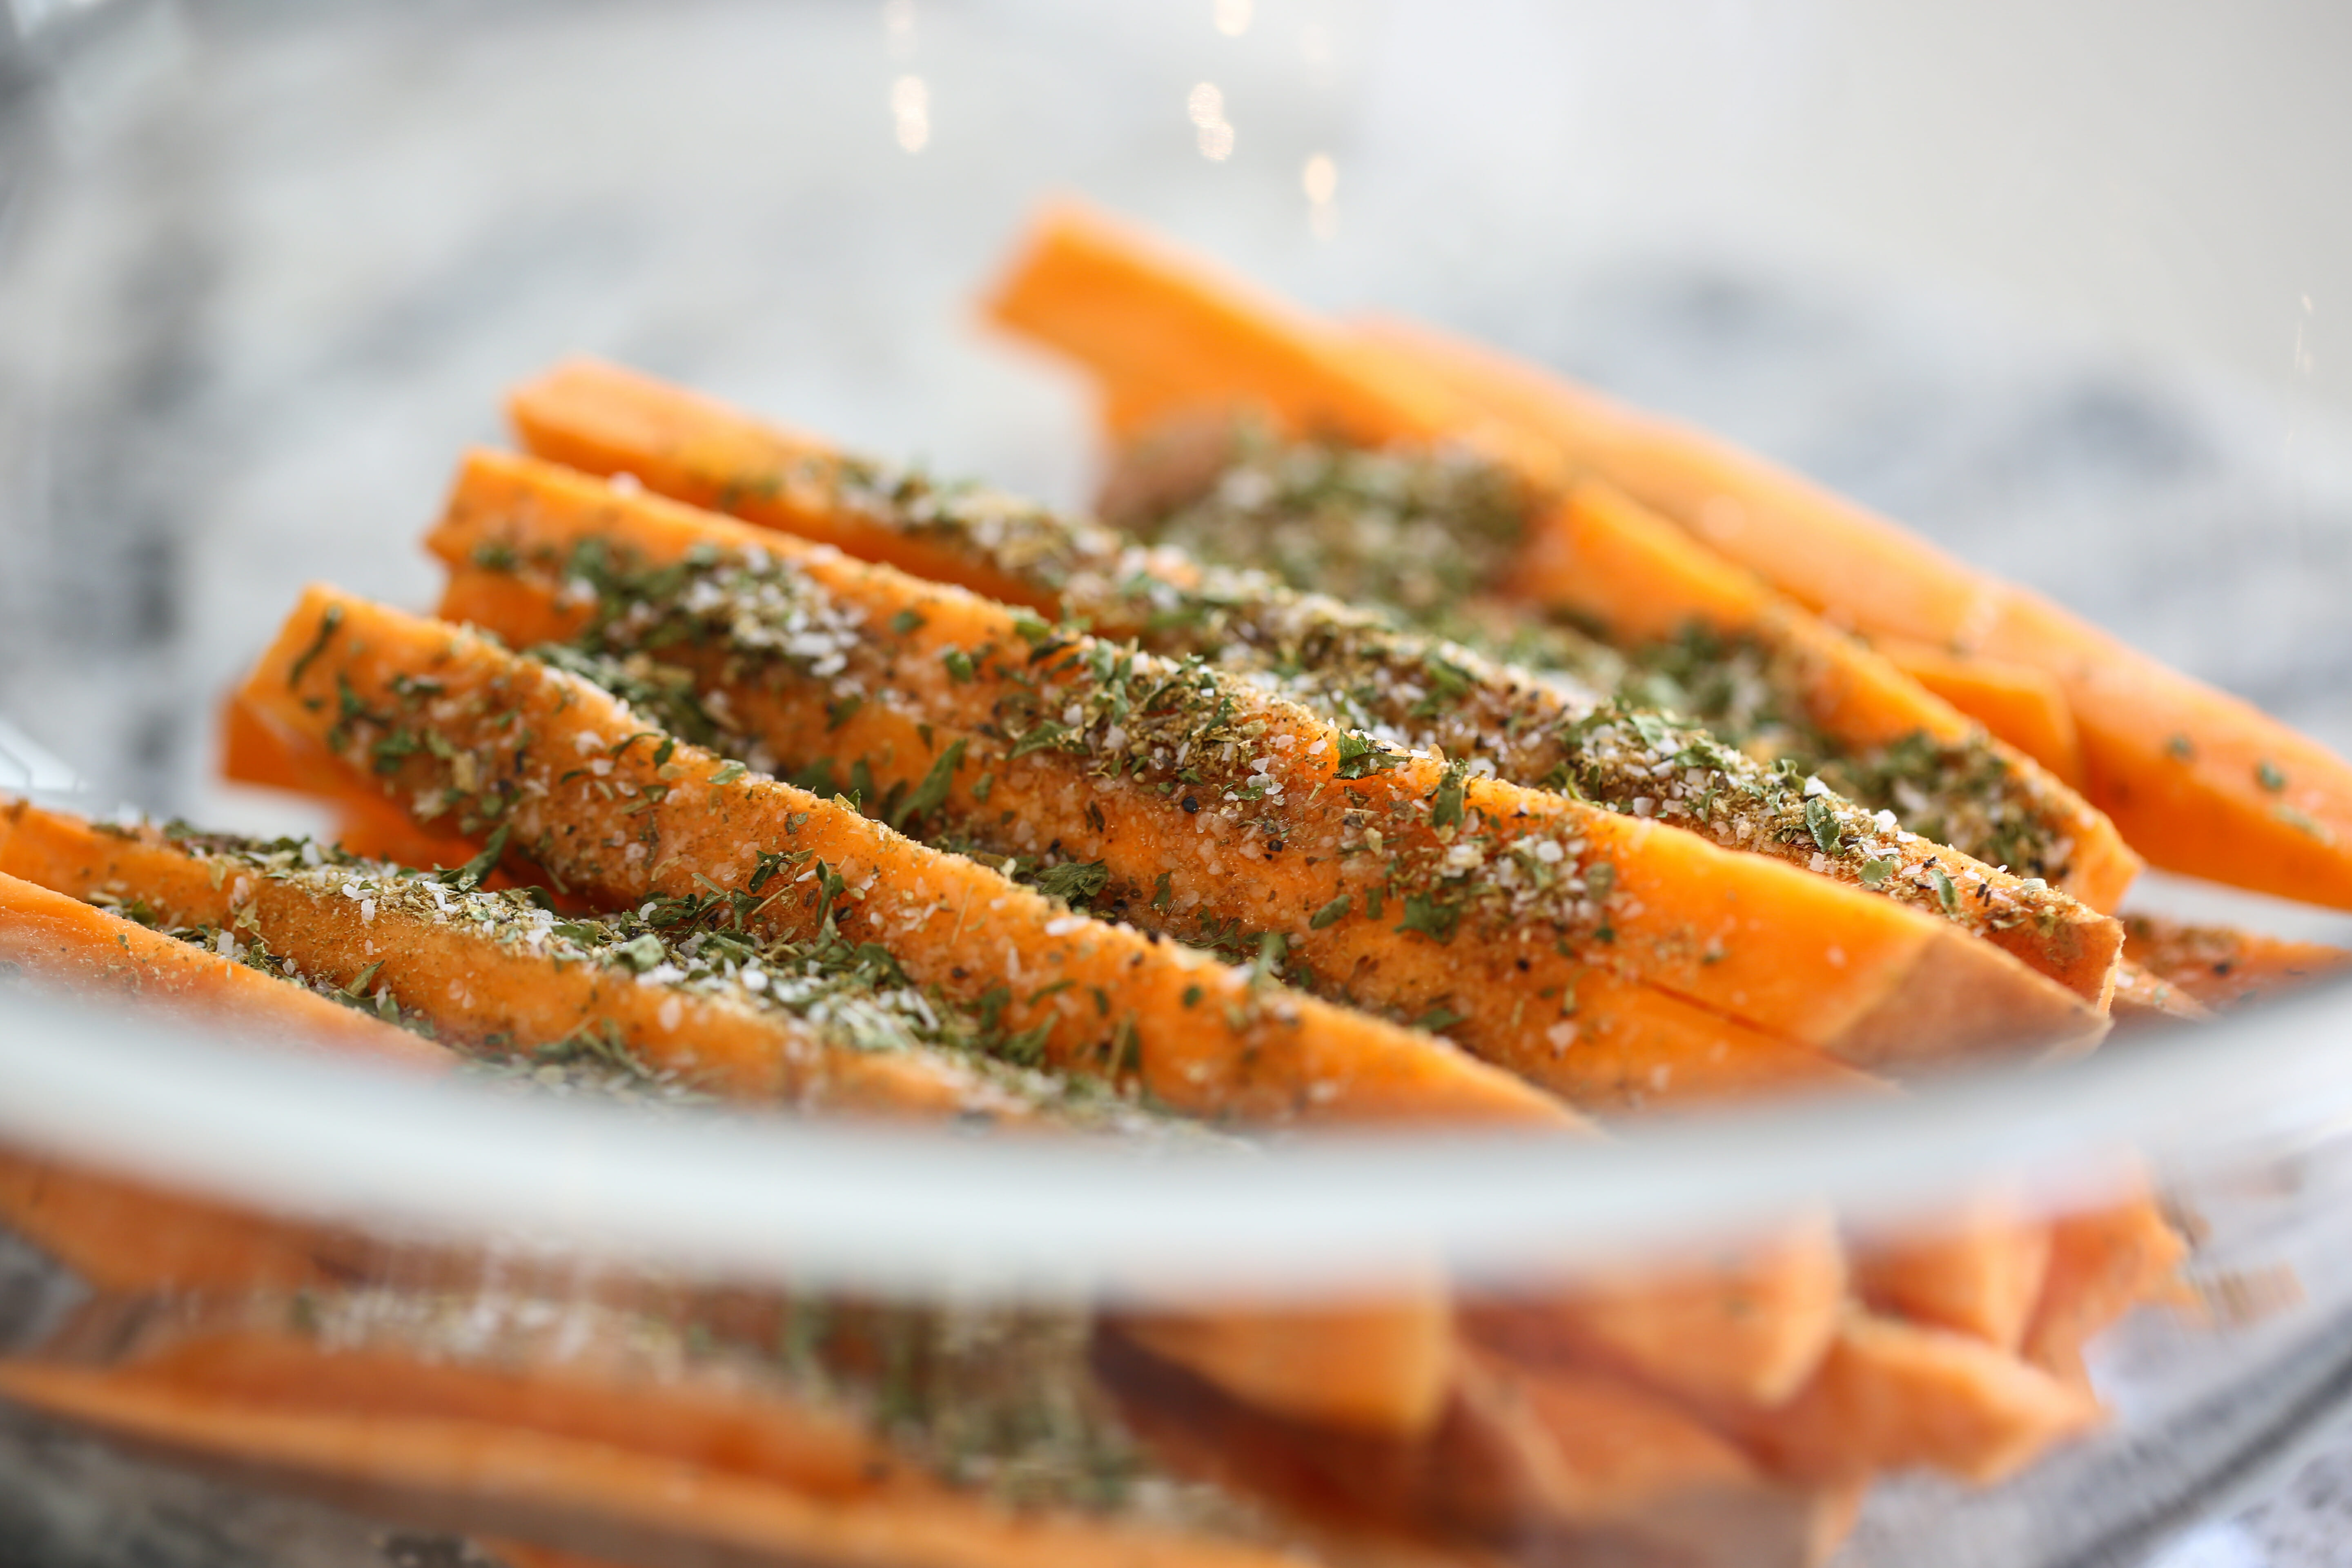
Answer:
[2022, 1194, 2190, 1391]
[2107, 959, 2216, 1026]
[0, 1147, 379, 1297]
[1847, 1197, 2055, 1352]
[234, 586, 1574, 1135]
[497, 372, 2123, 1001]
[1872, 637, 2087, 788]
[0, 864, 447, 1070]
[1348, 312, 2352, 912]
[1711, 1310, 2102, 1487]
[1, 800, 1048, 1120]
[980, 199, 1477, 454]
[1464, 1212, 1848, 1408]
[222, 693, 496, 871]
[2119, 913, 2352, 1013]
[428, 454, 2109, 1100]
[0, 1322, 1368, 1568]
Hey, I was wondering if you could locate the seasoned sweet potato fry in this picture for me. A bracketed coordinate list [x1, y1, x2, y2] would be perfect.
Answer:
[0, 865, 446, 1069]
[1715, 1311, 2102, 1486]
[1849, 1198, 2054, 1352]
[0, 1148, 374, 1296]
[2120, 913, 2352, 1012]
[1118, 1286, 1454, 1439]
[430, 456, 2109, 1099]
[1874, 637, 2087, 787]
[0, 1312, 1366, 1568]
[493, 387, 2123, 1002]
[2107, 960, 2215, 1025]
[1464, 1212, 1848, 1408]
[235, 586, 1572, 1133]
[2023, 1194, 2190, 1390]
[1, 800, 1056, 1120]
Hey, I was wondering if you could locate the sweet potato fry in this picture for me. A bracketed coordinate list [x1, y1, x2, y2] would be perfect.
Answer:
[2120, 913, 2352, 1012]
[2023, 1194, 2189, 1390]
[1849, 1197, 2054, 1352]
[0, 1314, 1348, 1568]
[1348, 312, 2352, 912]
[1, 800, 1051, 1120]
[429, 456, 2109, 1098]
[1463, 1211, 1848, 1408]
[980, 200, 1476, 454]
[1874, 637, 2087, 787]
[234, 586, 1572, 1133]
[1716, 1310, 2102, 1486]
[0, 1148, 372, 1296]
[486, 392, 2124, 1005]
[2107, 959, 2215, 1025]
[1117, 1285, 1454, 1439]
[0, 864, 446, 1069]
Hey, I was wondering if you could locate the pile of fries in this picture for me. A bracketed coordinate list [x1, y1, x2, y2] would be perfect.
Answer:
[3, 203, 2348, 1567]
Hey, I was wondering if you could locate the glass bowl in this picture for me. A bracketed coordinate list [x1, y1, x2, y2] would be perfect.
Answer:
[4, 3, 2352, 1565]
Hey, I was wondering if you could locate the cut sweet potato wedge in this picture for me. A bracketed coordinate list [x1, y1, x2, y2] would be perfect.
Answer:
[2108, 959, 2215, 1026]
[0, 863, 445, 1070]
[1849, 1198, 2054, 1352]
[1463, 1211, 1848, 1409]
[980, 200, 1477, 454]
[428, 455, 2111, 1094]
[1874, 637, 2087, 788]
[1, 800, 1045, 1120]
[2120, 913, 2352, 1012]
[0, 1148, 373, 1296]
[2023, 1194, 2189, 1390]
[234, 586, 1572, 1133]
[0, 1324, 1348, 1568]
[1716, 1311, 2102, 1486]
[1117, 1284, 1454, 1439]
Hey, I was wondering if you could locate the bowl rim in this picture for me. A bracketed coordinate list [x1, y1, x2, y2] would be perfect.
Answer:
[1, 968, 2344, 1300]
